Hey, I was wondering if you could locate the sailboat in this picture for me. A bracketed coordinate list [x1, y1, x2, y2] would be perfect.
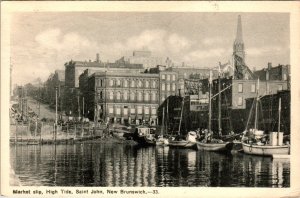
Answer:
[242, 81, 290, 156]
[168, 97, 197, 149]
[155, 105, 169, 146]
[196, 70, 229, 152]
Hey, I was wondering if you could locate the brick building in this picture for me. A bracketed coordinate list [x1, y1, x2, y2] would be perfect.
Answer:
[253, 63, 290, 89]
[64, 55, 144, 116]
[84, 71, 160, 125]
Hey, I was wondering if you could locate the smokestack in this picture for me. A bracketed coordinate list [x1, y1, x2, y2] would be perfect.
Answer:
[268, 62, 272, 70]
[96, 53, 100, 63]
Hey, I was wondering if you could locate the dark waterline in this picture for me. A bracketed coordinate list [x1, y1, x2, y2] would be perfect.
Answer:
[10, 143, 290, 187]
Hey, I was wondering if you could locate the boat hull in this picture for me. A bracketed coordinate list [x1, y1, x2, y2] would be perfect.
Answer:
[242, 143, 290, 156]
[168, 140, 196, 149]
[134, 136, 156, 146]
[225, 141, 243, 153]
[196, 141, 227, 151]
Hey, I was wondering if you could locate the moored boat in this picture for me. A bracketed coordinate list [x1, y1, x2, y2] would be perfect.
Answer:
[197, 140, 228, 151]
[241, 83, 290, 156]
[196, 70, 232, 152]
[168, 131, 197, 149]
[242, 142, 290, 156]
[133, 126, 156, 146]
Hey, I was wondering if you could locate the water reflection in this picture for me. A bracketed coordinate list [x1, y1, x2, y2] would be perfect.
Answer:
[10, 144, 290, 187]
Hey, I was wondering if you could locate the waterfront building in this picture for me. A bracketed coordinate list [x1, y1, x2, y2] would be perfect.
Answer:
[64, 54, 144, 116]
[84, 71, 160, 125]
[253, 62, 290, 89]
[245, 90, 290, 134]
[43, 70, 65, 110]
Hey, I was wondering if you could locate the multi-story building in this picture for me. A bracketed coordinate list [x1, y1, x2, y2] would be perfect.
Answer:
[85, 71, 160, 125]
[43, 70, 65, 110]
[253, 62, 290, 89]
[64, 54, 144, 116]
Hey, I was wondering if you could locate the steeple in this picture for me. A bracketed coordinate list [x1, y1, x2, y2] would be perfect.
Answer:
[234, 15, 243, 44]
[233, 15, 245, 60]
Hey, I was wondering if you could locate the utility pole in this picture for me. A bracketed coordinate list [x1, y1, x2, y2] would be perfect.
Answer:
[55, 86, 58, 143]
[82, 97, 85, 118]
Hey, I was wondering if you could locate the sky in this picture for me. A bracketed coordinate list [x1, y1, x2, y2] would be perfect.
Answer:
[10, 12, 290, 85]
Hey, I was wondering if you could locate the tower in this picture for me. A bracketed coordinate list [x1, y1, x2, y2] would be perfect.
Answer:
[233, 15, 245, 61]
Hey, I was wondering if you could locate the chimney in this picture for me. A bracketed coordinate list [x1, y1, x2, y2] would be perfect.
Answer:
[267, 62, 272, 70]
[96, 53, 100, 63]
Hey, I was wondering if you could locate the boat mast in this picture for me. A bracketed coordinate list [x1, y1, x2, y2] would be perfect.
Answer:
[161, 106, 165, 136]
[278, 97, 281, 133]
[178, 98, 184, 135]
[254, 78, 260, 130]
[277, 97, 281, 145]
[208, 70, 212, 133]
[218, 63, 222, 136]
[166, 98, 169, 134]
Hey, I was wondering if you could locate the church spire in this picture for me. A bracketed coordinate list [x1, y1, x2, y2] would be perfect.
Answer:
[234, 15, 243, 44]
[233, 15, 245, 60]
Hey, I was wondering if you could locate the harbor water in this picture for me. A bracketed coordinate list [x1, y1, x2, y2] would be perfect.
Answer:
[10, 143, 290, 187]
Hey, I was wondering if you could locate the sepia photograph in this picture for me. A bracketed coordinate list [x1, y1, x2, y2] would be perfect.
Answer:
[1, 1, 300, 197]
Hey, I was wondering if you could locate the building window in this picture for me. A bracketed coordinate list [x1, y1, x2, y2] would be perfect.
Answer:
[109, 92, 114, 100]
[99, 91, 103, 99]
[109, 79, 114, 87]
[283, 74, 287, 80]
[167, 84, 170, 91]
[116, 79, 121, 87]
[131, 80, 135, 88]
[238, 97, 243, 106]
[162, 83, 165, 91]
[138, 92, 143, 101]
[172, 83, 176, 91]
[172, 75, 176, 81]
[152, 80, 156, 88]
[151, 92, 156, 101]
[144, 92, 149, 101]
[130, 107, 135, 114]
[151, 107, 157, 115]
[180, 84, 184, 90]
[109, 107, 113, 114]
[116, 92, 121, 100]
[162, 74, 165, 80]
[116, 107, 121, 115]
[130, 92, 135, 101]
[137, 106, 143, 114]
[123, 107, 128, 115]
[124, 80, 128, 87]
[166, 75, 170, 81]
[123, 92, 128, 100]
[238, 83, 243, 93]
[251, 84, 256, 93]
[145, 80, 149, 88]
[138, 80, 143, 88]
[144, 106, 149, 115]
[278, 84, 283, 91]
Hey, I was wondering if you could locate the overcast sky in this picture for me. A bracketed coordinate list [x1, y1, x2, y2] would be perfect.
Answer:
[10, 12, 289, 85]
